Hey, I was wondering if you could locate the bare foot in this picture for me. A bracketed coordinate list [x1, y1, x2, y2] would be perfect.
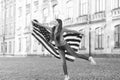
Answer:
[89, 56, 96, 65]
[64, 75, 70, 80]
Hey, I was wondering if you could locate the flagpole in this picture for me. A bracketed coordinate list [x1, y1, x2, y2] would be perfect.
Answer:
[3, 0, 6, 55]
[88, 0, 91, 56]
[49, 0, 54, 22]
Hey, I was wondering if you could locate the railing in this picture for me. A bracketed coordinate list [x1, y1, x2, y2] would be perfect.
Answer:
[91, 11, 106, 22]
[43, 0, 48, 2]
[63, 18, 73, 26]
[112, 8, 120, 19]
[63, 11, 107, 26]
[76, 15, 88, 24]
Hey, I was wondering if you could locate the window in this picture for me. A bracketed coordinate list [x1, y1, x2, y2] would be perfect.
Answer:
[43, 8, 48, 21]
[33, 39, 37, 52]
[114, 25, 120, 48]
[79, 0, 88, 16]
[34, 0, 39, 12]
[26, 4, 31, 29]
[107, 36, 110, 48]
[13, 41, 15, 53]
[9, 41, 12, 53]
[11, 5, 14, 17]
[79, 29, 85, 49]
[95, 27, 103, 49]
[5, 24, 7, 35]
[19, 38, 21, 52]
[9, 6, 11, 17]
[11, 24, 14, 35]
[9, 24, 12, 35]
[18, 7, 22, 17]
[7, 24, 9, 35]
[5, 42, 7, 53]
[95, 0, 105, 12]
[66, 0, 73, 19]
[26, 14, 31, 29]
[43, 8, 48, 17]
[1, 42, 7, 53]
[1, 43, 3, 53]
[113, 0, 120, 9]
[6, 8, 9, 18]
[53, 4, 59, 19]
[42, 45, 45, 53]
[26, 4, 30, 15]
[0, 26, 2, 35]
[0, 43, 2, 53]
[25, 37, 30, 52]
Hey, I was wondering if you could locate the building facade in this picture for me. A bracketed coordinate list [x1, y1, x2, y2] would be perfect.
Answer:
[0, 0, 15, 55]
[42, 0, 120, 56]
[15, 0, 44, 56]
[0, 0, 120, 56]
[0, 0, 45, 56]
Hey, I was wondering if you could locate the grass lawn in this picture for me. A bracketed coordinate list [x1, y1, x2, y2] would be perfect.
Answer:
[0, 56, 120, 80]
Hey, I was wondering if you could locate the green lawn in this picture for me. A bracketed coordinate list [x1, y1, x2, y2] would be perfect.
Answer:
[0, 56, 120, 80]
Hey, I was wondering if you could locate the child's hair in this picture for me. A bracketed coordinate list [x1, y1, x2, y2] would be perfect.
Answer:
[32, 19, 39, 26]
[33, 19, 38, 22]
[51, 26, 56, 41]
[55, 19, 63, 42]
[56, 19, 62, 33]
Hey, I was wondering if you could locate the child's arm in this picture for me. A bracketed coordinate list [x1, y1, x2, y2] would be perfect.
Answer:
[32, 20, 52, 31]
[63, 28, 80, 33]
[62, 28, 84, 36]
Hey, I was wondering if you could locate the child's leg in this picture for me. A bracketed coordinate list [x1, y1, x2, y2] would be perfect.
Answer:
[58, 49, 70, 80]
[64, 44, 96, 65]
[64, 44, 89, 61]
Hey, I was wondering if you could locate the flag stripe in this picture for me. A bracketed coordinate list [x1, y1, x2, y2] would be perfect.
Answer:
[32, 21, 84, 61]
[32, 32, 60, 59]
[65, 39, 80, 43]
[68, 43, 79, 47]
[33, 29, 75, 62]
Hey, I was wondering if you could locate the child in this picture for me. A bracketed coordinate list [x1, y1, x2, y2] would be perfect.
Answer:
[53, 19, 96, 80]
[32, 19, 96, 80]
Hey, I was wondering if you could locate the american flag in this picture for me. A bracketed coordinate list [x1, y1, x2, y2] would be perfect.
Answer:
[32, 20, 83, 62]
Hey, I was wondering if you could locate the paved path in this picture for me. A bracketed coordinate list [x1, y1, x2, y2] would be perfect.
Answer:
[0, 56, 120, 80]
